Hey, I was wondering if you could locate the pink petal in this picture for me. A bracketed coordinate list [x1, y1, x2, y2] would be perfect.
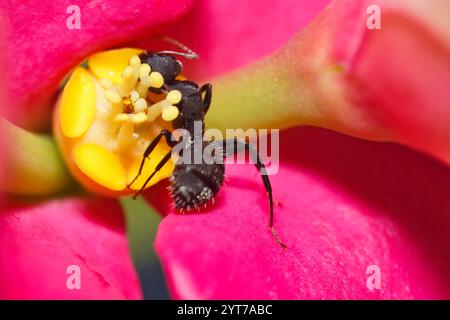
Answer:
[1, 0, 193, 130]
[197, 0, 450, 165]
[349, 0, 450, 164]
[283, 0, 450, 164]
[0, 196, 142, 299]
[134, 0, 330, 79]
[153, 127, 450, 299]
[277, 0, 450, 163]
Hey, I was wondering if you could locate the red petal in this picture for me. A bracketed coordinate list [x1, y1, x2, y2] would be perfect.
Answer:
[0, 197, 142, 299]
[153, 127, 450, 299]
[135, 0, 330, 79]
[1, 0, 194, 130]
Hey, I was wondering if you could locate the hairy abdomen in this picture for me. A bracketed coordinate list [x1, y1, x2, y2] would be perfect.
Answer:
[171, 163, 225, 210]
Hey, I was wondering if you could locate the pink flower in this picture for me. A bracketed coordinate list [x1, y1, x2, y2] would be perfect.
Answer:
[0, 197, 141, 299]
[142, 0, 450, 299]
[1, 0, 449, 300]
[0, 0, 194, 299]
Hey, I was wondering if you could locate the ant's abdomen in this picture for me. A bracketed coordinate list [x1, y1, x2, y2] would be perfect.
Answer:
[170, 163, 225, 211]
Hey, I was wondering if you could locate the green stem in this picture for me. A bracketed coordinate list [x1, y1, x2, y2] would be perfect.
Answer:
[205, 60, 321, 132]
[1, 119, 73, 196]
[205, 18, 392, 142]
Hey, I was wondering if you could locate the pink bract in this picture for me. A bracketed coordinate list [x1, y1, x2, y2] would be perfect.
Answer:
[156, 0, 330, 79]
[0, 0, 194, 299]
[153, 127, 450, 299]
[0, 0, 449, 300]
[0, 0, 194, 130]
[0, 197, 142, 299]
[146, 0, 450, 299]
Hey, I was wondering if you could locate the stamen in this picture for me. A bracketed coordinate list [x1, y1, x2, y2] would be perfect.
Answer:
[65, 49, 183, 194]
[146, 99, 169, 121]
[139, 63, 151, 79]
[100, 51, 179, 156]
[166, 90, 182, 105]
[122, 66, 134, 79]
[100, 78, 113, 89]
[134, 98, 147, 112]
[120, 61, 139, 95]
[129, 90, 140, 103]
[114, 113, 129, 122]
[105, 89, 122, 104]
[129, 54, 141, 67]
[149, 72, 164, 88]
[131, 112, 148, 124]
[137, 75, 151, 98]
[162, 105, 179, 121]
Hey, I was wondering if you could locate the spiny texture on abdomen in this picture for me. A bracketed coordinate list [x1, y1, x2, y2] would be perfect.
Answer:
[171, 163, 224, 210]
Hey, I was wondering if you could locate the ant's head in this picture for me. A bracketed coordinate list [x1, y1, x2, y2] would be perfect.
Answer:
[138, 52, 184, 85]
[139, 37, 198, 86]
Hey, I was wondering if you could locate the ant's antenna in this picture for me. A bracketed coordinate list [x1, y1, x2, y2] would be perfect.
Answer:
[157, 36, 199, 59]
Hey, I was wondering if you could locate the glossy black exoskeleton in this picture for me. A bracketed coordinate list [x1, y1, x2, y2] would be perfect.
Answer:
[129, 40, 286, 249]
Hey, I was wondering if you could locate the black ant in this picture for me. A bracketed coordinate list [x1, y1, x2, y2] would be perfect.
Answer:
[128, 38, 287, 249]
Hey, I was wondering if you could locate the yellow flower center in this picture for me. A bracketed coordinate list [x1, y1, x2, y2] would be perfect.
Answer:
[54, 48, 181, 195]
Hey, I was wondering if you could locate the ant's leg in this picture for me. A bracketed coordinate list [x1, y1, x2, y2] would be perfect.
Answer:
[224, 138, 287, 249]
[132, 151, 172, 199]
[199, 83, 212, 114]
[128, 129, 176, 188]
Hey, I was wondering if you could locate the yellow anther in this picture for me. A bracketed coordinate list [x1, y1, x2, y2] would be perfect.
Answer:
[74, 144, 127, 191]
[114, 113, 129, 122]
[166, 90, 182, 105]
[105, 89, 122, 104]
[131, 112, 148, 124]
[139, 63, 151, 79]
[149, 71, 164, 88]
[60, 67, 96, 138]
[99, 78, 113, 89]
[162, 105, 179, 121]
[129, 54, 141, 67]
[129, 90, 140, 103]
[134, 98, 147, 112]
